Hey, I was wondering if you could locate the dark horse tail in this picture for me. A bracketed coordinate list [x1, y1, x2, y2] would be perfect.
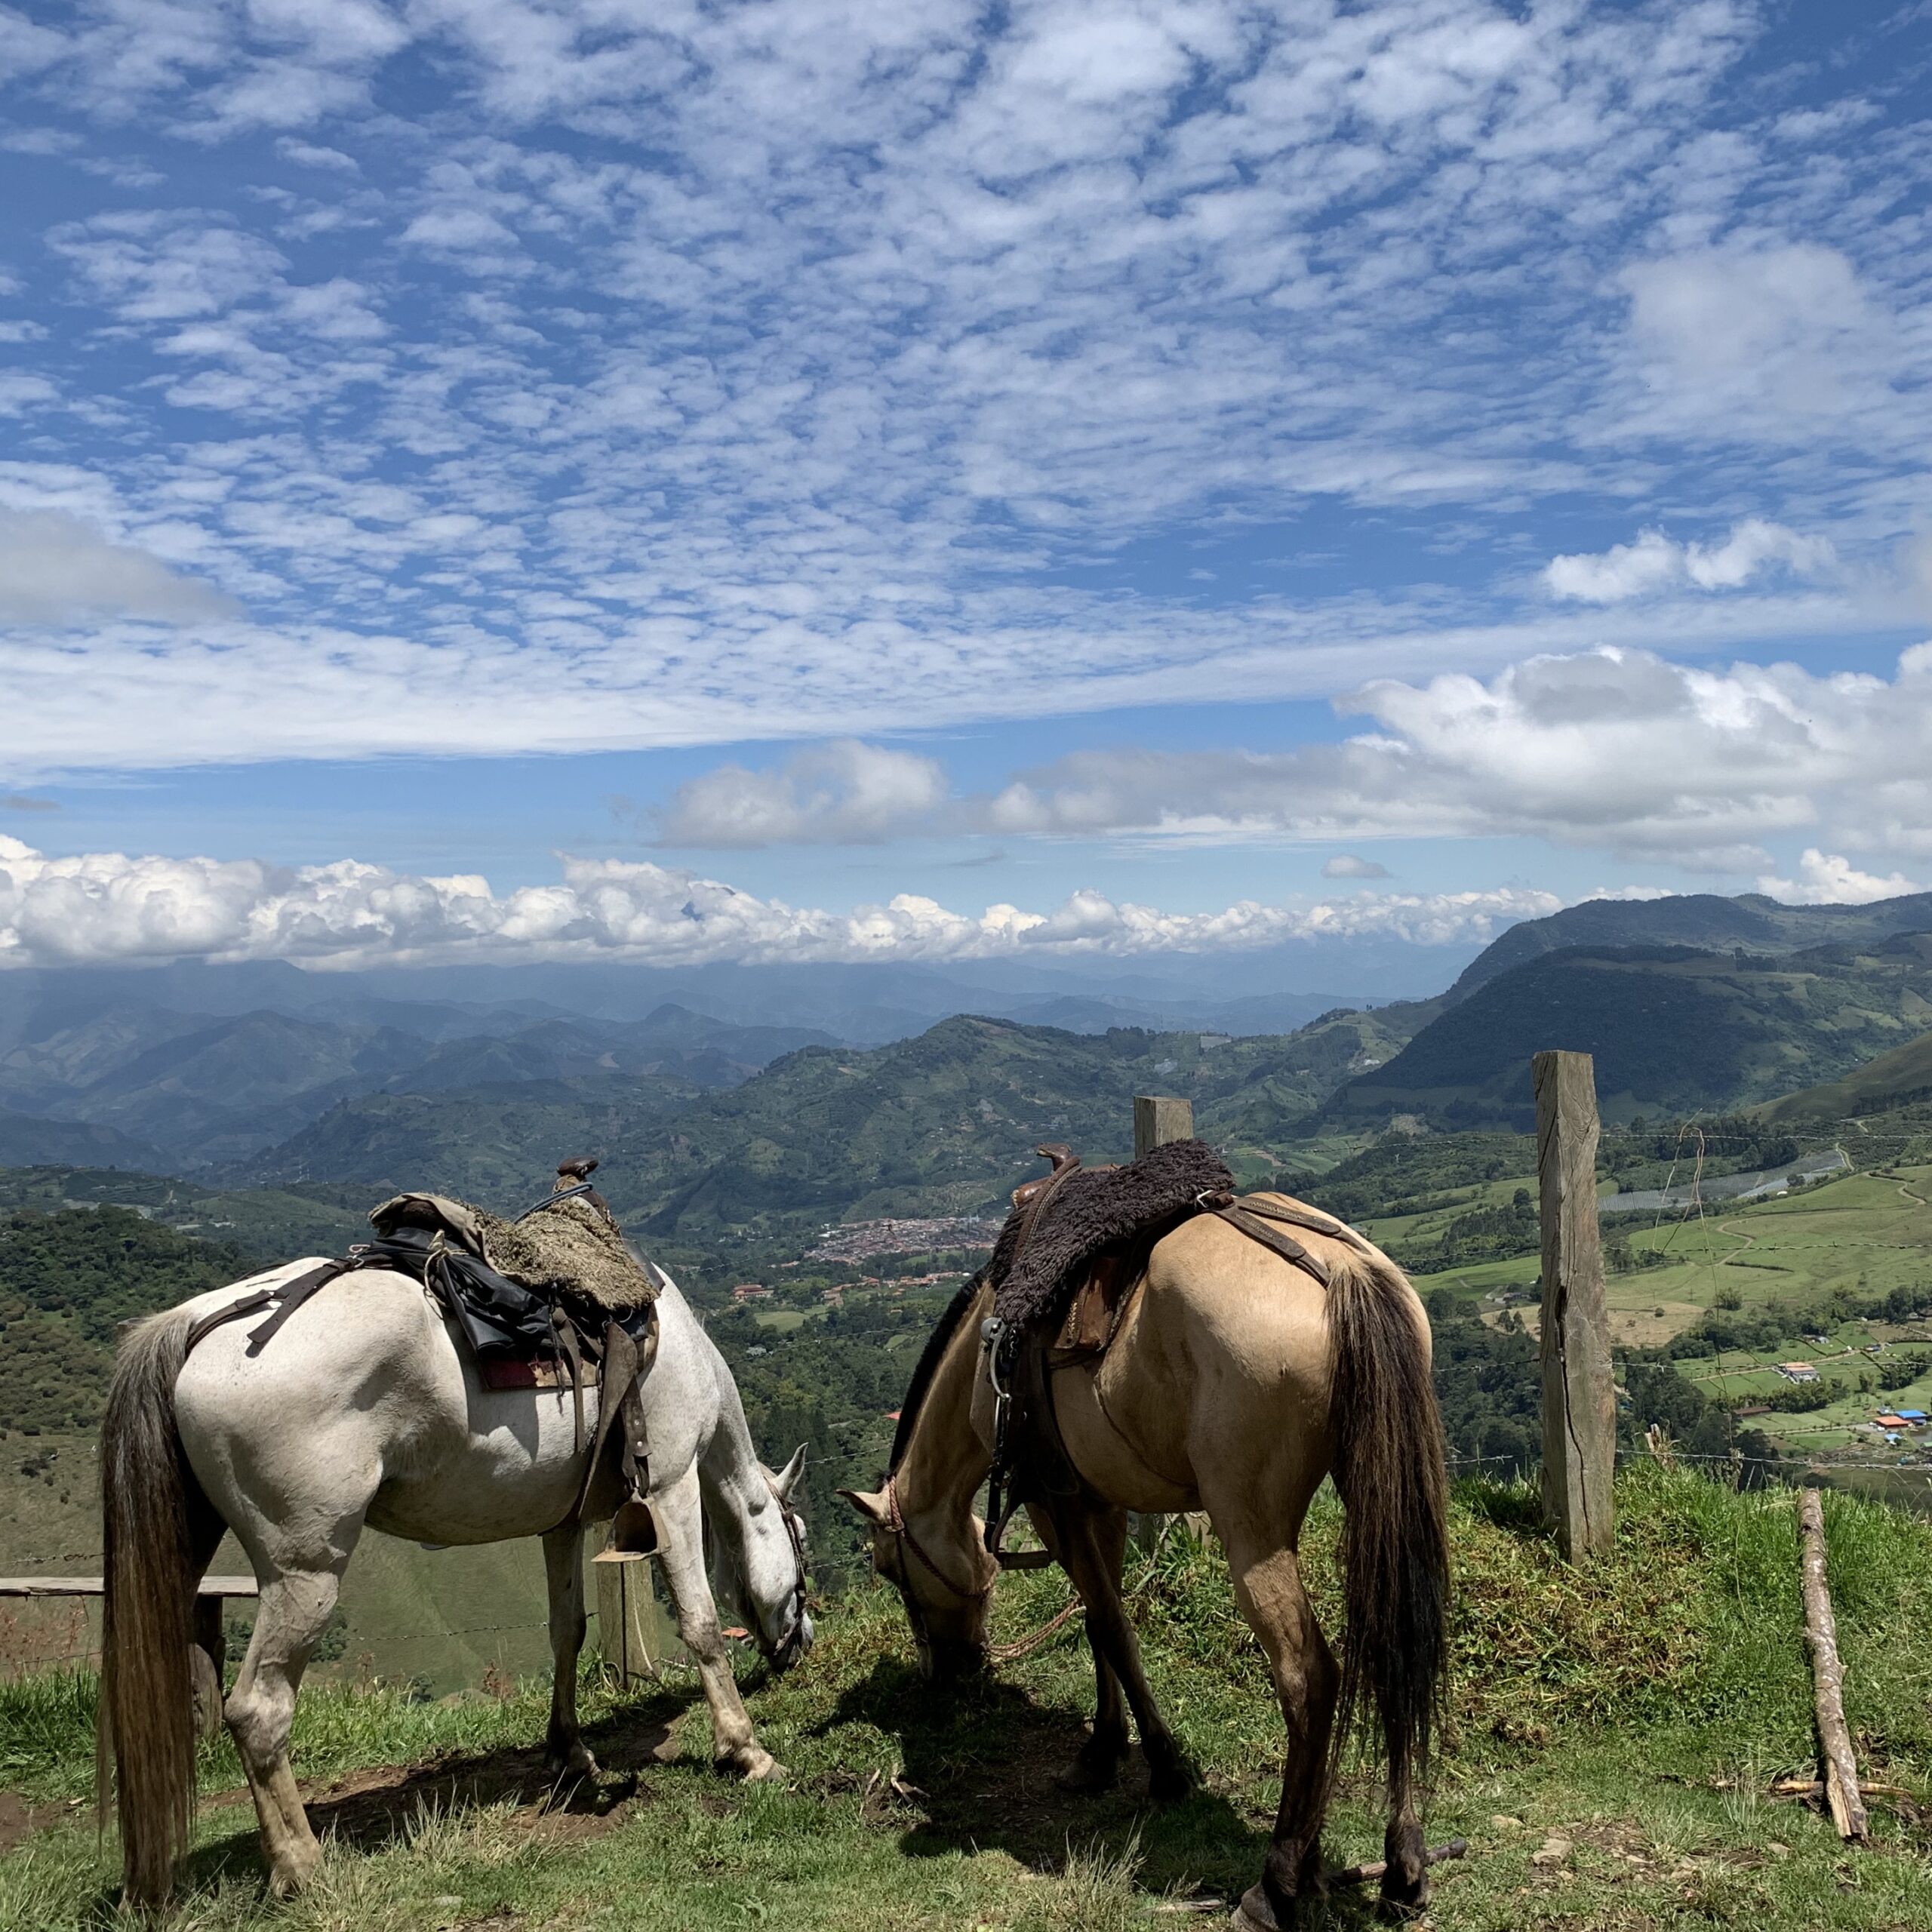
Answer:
[1325, 1247, 1450, 1807]
[97, 1306, 211, 1907]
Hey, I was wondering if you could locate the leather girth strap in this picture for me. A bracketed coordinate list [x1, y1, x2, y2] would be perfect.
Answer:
[1204, 1191, 1373, 1287]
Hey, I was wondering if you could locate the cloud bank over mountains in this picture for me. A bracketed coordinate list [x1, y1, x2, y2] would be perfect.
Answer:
[0, 834, 1559, 971]
[654, 646, 1932, 878]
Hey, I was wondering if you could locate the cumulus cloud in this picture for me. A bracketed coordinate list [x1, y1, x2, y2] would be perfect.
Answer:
[0, 835, 1558, 970]
[655, 741, 950, 848]
[1755, 849, 1923, 906]
[0, 509, 241, 626]
[1545, 521, 1835, 605]
[617, 645, 1932, 875]
[975, 645, 1932, 869]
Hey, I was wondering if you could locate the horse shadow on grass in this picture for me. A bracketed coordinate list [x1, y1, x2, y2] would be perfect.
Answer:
[823, 1652, 1386, 1924]
[176, 1677, 713, 1894]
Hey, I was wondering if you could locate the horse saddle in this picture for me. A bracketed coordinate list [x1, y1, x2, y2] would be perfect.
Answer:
[182, 1158, 666, 1550]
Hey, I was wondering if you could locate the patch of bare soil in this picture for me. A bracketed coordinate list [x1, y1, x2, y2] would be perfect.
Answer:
[285, 1719, 680, 1856]
[0, 1788, 76, 1851]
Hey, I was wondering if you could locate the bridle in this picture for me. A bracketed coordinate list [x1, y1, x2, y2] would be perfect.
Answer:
[878, 1472, 993, 1657]
[764, 1475, 812, 1670]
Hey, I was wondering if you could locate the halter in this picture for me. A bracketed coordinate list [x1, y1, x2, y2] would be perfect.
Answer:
[878, 1472, 994, 1660]
[752, 1471, 812, 1669]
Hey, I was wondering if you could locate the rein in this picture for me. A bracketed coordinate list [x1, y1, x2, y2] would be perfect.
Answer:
[881, 1473, 993, 1617]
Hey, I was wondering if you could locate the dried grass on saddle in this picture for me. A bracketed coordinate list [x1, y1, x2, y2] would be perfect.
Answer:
[370, 1186, 660, 1313]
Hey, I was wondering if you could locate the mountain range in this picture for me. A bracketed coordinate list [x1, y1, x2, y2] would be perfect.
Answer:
[5, 887, 1932, 1202]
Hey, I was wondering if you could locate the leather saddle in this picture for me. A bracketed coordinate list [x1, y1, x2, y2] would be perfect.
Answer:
[183, 1158, 664, 1554]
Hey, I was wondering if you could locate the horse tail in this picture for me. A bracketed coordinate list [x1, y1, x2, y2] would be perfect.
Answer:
[97, 1306, 209, 1907]
[1324, 1246, 1450, 1808]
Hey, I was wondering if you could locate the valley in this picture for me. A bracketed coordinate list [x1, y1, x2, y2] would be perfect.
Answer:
[7, 887, 1932, 1689]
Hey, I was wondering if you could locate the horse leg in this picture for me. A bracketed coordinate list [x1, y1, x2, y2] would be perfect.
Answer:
[1380, 1769, 1428, 1917]
[224, 1554, 355, 1897]
[1030, 1503, 1129, 1792]
[1053, 1500, 1191, 1801]
[540, 1518, 597, 1780]
[648, 1467, 781, 1782]
[1217, 1531, 1338, 1932]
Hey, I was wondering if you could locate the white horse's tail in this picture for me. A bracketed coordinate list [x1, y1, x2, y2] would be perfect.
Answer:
[97, 1307, 211, 1907]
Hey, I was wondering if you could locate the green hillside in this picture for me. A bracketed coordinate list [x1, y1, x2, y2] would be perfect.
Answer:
[235, 1008, 1417, 1238]
[1759, 1027, 1932, 1125]
[4, 1469, 1930, 1928]
[1337, 936, 1932, 1127]
[601, 1010, 1413, 1236]
[1449, 887, 1932, 992]
[235, 1073, 721, 1199]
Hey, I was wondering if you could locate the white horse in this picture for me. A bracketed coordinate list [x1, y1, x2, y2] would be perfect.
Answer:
[97, 1257, 813, 1906]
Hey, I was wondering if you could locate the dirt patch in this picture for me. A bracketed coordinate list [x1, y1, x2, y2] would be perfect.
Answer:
[282, 1719, 678, 1856]
[0, 1788, 76, 1851]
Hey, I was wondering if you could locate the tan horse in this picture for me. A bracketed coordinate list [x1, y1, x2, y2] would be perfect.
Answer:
[841, 1195, 1448, 1930]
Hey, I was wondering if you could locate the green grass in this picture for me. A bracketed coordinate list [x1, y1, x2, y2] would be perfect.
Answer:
[3, 1468, 1930, 1927]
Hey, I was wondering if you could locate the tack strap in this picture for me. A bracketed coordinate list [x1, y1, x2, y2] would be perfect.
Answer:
[1211, 1203, 1332, 1287]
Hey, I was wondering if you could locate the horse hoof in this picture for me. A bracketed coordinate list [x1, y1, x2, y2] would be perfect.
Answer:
[1054, 1751, 1123, 1794]
[723, 1748, 784, 1783]
[1231, 1884, 1279, 1931]
[545, 1746, 599, 1781]
[1147, 1760, 1195, 1805]
[267, 1851, 321, 1899]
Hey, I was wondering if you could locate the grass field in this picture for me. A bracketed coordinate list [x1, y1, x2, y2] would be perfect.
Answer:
[3, 1467, 1930, 1929]
[1375, 1158, 1932, 1459]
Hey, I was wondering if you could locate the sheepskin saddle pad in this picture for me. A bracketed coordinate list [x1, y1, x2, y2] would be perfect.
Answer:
[986, 1137, 1235, 1336]
[369, 1189, 660, 1315]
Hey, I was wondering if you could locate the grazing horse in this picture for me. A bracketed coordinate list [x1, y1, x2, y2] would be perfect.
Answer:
[98, 1260, 811, 1906]
[841, 1194, 1447, 1930]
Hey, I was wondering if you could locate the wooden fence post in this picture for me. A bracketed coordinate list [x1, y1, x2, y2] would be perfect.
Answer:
[1534, 1050, 1616, 1559]
[1133, 1095, 1196, 1549]
[1134, 1094, 1193, 1158]
[595, 1549, 680, 1681]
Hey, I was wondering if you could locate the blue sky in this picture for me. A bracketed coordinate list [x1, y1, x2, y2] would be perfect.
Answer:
[2, 2, 1930, 980]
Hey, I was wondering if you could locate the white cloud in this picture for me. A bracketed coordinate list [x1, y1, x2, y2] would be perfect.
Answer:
[1322, 854, 1391, 879]
[1545, 520, 1835, 605]
[1755, 849, 1922, 906]
[973, 645, 1932, 869]
[656, 741, 949, 847]
[0, 509, 240, 625]
[0, 835, 1558, 969]
[0, 1, 1921, 785]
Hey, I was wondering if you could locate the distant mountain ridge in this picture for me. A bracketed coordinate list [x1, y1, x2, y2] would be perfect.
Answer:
[1448, 891, 1932, 995]
[1336, 932, 1932, 1127]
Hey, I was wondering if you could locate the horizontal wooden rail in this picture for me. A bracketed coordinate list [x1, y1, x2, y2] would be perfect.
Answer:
[0, 1576, 258, 1598]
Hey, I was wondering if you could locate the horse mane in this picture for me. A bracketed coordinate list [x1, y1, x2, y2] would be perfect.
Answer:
[888, 1274, 983, 1474]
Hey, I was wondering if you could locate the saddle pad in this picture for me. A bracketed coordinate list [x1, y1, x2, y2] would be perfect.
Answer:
[988, 1137, 1234, 1334]
[478, 1355, 602, 1392]
[371, 1191, 658, 1312]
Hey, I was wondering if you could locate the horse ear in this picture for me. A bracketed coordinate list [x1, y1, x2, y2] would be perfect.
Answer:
[837, 1486, 889, 1525]
[773, 1445, 808, 1501]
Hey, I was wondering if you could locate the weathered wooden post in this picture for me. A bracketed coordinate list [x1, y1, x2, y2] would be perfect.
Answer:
[1134, 1093, 1193, 1158]
[1134, 1095, 1197, 1548]
[1534, 1050, 1615, 1559]
[595, 1548, 679, 1681]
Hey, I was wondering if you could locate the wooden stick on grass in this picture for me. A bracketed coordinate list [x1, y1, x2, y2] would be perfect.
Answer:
[1798, 1487, 1870, 1844]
